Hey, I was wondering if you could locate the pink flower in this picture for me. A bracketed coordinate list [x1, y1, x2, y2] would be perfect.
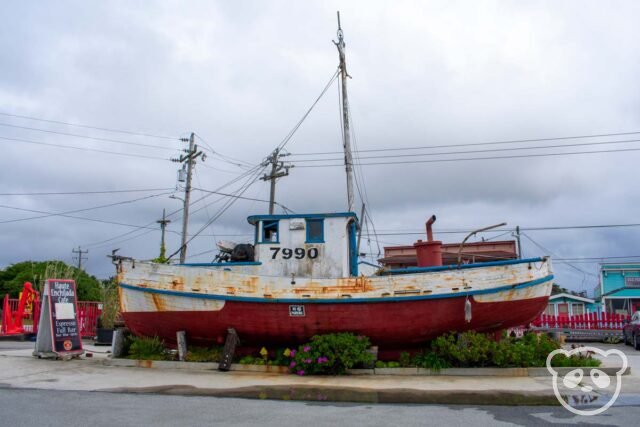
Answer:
[290, 361, 296, 368]
[317, 357, 324, 363]
[305, 358, 312, 364]
[303, 346, 311, 352]
[290, 350, 296, 357]
[297, 370, 305, 376]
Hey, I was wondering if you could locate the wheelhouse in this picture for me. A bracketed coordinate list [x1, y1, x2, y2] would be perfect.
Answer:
[248, 212, 358, 279]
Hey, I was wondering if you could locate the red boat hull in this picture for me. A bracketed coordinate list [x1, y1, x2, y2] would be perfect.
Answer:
[122, 294, 549, 349]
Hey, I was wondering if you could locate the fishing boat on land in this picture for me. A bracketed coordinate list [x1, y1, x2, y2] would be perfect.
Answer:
[113, 14, 553, 350]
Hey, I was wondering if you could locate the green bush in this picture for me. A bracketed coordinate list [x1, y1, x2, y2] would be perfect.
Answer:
[186, 346, 222, 362]
[412, 351, 450, 371]
[127, 336, 170, 360]
[429, 331, 601, 369]
[431, 331, 495, 367]
[550, 353, 601, 368]
[291, 333, 373, 375]
[399, 352, 413, 368]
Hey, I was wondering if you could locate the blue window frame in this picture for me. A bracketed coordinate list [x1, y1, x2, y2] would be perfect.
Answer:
[261, 220, 279, 243]
[305, 218, 324, 243]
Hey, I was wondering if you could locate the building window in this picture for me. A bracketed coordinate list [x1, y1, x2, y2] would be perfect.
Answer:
[306, 219, 324, 243]
[545, 305, 555, 315]
[571, 303, 584, 315]
[262, 220, 279, 243]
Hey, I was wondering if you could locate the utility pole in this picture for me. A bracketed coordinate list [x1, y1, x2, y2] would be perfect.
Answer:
[72, 246, 88, 270]
[515, 226, 522, 259]
[334, 11, 356, 213]
[172, 132, 204, 263]
[156, 209, 171, 261]
[261, 148, 293, 215]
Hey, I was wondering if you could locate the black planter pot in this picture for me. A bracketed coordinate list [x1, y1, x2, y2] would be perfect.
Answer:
[96, 328, 114, 346]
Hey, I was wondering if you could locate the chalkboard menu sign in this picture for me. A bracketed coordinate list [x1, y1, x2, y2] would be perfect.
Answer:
[49, 280, 83, 354]
[34, 279, 83, 357]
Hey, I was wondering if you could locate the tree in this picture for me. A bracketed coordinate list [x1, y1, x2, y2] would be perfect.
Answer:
[0, 261, 102, 301]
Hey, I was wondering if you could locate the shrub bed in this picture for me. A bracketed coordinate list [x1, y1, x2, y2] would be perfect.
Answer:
[117, 331, 600, 373]
[413, 331, 600, 370]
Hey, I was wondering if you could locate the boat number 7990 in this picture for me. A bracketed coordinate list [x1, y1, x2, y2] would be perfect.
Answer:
[270, 247, 319, 260]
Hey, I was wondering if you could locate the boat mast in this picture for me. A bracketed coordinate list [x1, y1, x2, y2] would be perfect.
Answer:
[334, 11, 356, 213]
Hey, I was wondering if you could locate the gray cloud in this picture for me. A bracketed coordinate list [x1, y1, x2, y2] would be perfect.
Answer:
[1, 1, 639, 295]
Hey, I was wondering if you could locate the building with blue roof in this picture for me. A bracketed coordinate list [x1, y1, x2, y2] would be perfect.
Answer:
[598, 263, 640, 315]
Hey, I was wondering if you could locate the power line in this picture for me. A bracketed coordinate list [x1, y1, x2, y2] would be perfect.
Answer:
[276, 68, 340, 151]
[192, 187, 292, 211]
[80, 163, 266, 249]
[555, 255, 640, 261]
[289, 130, 640, 156]
[194, 133, 255, 169]
[0, 135, 169, 160]
[0, 204, 160, 230]
[373, 222, 640, 235]
[0, 111, 177, 140]
[167, 163, 268, 260]
[0, 191, 173, 224]
[289, 137, 640, 163]
[0, 122, 177, 150]
[294, 146, 640, 167]
[0, 188, 174, 196]
[520, 232, 598, 278]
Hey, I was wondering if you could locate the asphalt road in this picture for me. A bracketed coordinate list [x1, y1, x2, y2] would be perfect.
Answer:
[1, 388, 639, 427]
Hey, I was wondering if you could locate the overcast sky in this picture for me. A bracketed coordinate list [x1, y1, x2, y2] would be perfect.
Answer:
[2, 1, 640, 295]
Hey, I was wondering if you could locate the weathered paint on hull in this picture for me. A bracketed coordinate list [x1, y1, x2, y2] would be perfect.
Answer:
[122, 293, 550, 348]
[116, 257, 553, 348]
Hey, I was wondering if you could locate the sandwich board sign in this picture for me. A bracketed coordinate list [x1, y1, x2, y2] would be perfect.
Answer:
[34, 279, 83, 358]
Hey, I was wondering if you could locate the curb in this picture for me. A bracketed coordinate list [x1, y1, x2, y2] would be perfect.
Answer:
[102, 359, 631, 377]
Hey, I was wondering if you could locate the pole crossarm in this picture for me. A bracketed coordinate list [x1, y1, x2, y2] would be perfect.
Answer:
[260, 148, 293, 215]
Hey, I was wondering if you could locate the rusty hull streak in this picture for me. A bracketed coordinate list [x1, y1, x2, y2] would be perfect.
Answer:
[151, 294, 167, 311]
[290, 276, 376, 296]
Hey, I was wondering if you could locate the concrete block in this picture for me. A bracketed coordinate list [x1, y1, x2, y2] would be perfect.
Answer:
[230, 364, 290, 374]
[374, 367, 418, 376]
[417, 367, 528, 376]
[346, 368, 375, 375]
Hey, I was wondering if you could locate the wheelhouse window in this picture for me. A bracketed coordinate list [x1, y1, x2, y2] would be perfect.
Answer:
[306, 218, 324, 243]
[262, 220, 279, 243]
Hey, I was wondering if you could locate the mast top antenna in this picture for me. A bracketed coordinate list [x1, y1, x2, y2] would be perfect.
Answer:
[336, 11, 343, 38]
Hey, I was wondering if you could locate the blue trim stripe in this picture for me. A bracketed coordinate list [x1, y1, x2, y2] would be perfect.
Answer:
[178, 262, 262, 267]
[119, 274, 553, 304]
[248, 212, 357, 225]
[349, 220, 358, 277]
[382, 257, 548, 275]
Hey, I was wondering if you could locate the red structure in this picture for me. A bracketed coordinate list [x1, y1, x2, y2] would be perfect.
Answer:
[1, 282, 101, 338]
[531, 312, 630, 330]
[413, 215, 443, 267]
[381, 240, 518, 269]
[1, 282, 40, 336]
[77, 301, 102, 338]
